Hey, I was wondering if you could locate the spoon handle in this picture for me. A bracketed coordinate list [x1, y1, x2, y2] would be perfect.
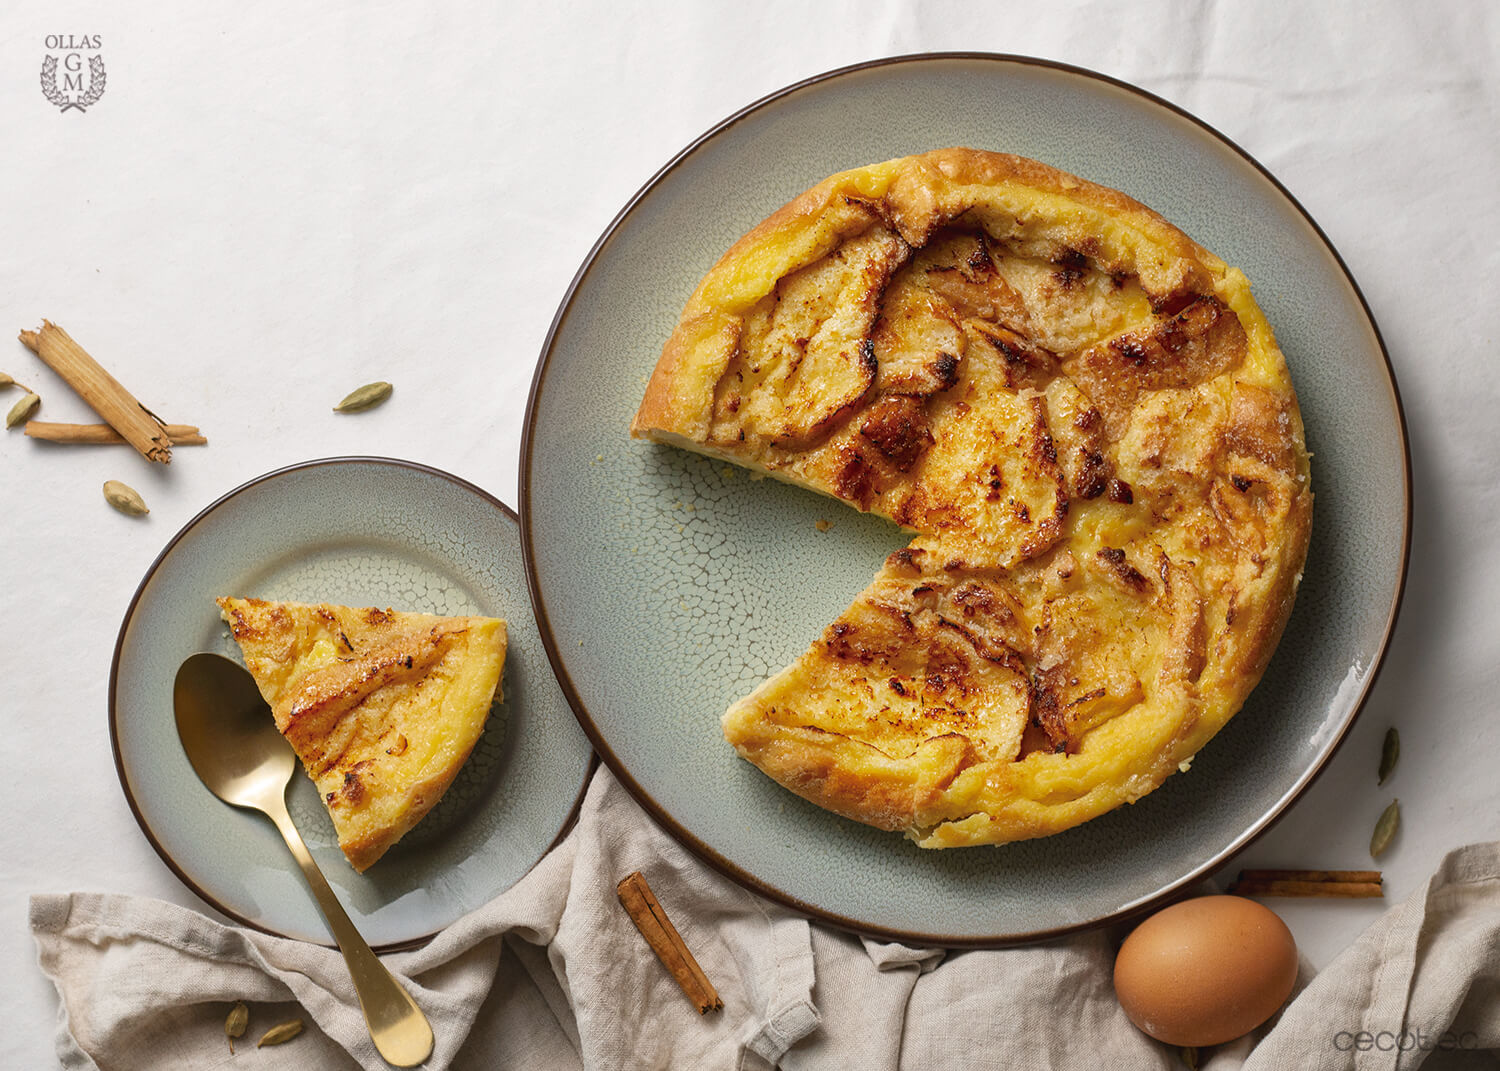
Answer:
[263, 797, 434, 1067]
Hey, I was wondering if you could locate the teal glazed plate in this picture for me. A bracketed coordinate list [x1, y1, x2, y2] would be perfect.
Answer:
[111, 458, 594, 950]
[521, 55, 1410, 944]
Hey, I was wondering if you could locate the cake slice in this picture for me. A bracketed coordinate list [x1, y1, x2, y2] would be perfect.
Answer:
[217, 596, 506, 871]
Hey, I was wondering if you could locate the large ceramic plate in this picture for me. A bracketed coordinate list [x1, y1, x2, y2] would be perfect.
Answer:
[112, 457, 594, 949]
[521, 55, 1409, 944]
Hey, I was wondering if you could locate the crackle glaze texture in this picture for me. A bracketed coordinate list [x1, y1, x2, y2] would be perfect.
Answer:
[523, 57, 1407, 943]
[113, 459, 592, 948]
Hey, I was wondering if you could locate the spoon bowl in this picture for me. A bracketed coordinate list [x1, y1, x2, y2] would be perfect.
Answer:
[174, 652, 435, 1067]
[174, 653, 295, 813]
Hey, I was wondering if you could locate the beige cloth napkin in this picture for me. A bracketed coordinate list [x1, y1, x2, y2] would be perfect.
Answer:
[30, 768, 1500, 1069]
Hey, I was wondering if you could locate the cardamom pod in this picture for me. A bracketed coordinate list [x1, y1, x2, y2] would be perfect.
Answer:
[1370, 798, 1400, 858]
[1377, 728, 1399, 785]
[225, 1001, 249, 1052]
[103, 479, 149, 516]
[1180, 1046, 1200, 1070]
[5, 391, 40, 428]
[0, 372, 14, 389]
[257, 1018, 304, 1047]
[334, 381, 393, 412]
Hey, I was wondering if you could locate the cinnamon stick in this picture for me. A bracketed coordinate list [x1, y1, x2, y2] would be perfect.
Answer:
[1228, 869, 1383, 898]
[18, 321, 173, 463]
[616, 871, 723, 1014]
[1237, 869, 1381, 885]
[1228, 879, 1383, 898]
[25, 421, 206, 446]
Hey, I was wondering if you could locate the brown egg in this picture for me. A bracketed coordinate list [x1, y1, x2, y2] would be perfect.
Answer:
[1113, 895, 1298, 1047]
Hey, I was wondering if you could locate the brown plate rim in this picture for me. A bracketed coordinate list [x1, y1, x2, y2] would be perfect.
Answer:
[109, 455, 595, 953]
[518, 52, 1413, 947]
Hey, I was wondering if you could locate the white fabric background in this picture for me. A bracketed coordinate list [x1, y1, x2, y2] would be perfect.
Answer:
[1, 1, 1496, 1066]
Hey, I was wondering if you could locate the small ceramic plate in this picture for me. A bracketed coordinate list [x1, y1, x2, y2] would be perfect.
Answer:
[112, 457, 594, 949]
[522, 55, 1409, 944]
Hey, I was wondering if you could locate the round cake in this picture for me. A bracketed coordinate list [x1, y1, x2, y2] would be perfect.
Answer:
[631, 148, 1312, 847]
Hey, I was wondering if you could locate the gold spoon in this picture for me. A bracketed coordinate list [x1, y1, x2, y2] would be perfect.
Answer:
[174, 652, 435, 1067]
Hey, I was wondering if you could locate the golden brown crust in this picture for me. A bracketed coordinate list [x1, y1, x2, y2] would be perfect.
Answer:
[218, 597, 506, 870]
[631, 312, 741, 441]
[636, 149, 1312, 847]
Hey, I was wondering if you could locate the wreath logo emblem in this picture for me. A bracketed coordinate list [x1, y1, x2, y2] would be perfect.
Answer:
[40, 36, 105, 114]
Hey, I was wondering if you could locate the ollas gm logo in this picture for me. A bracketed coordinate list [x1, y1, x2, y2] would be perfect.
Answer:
[40, 34, 106, 113]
